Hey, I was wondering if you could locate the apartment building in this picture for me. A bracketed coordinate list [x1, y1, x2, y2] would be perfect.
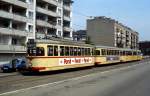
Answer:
[0, 0, 73, 64]
[0, 0, 35, 64]
[87, 16, 139, 49]
[36, 0, 73, 40]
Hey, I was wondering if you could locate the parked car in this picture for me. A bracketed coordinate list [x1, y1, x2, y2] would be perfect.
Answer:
[16, 58, 27, 71]
[1, 58, 26, 72]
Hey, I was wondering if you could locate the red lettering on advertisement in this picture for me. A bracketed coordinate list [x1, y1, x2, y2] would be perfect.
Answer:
[84, 58, 89, 63]
[64, 59, 71, 64]
[75, 58, 81, 63]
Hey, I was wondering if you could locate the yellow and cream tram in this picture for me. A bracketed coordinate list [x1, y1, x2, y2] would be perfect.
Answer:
[27, 40, 95, 72]
[95, 46, 143, 65]
[27, 39, 143, 72]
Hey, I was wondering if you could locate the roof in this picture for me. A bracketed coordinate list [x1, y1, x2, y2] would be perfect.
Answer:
[96, 45, 139, 51]
[35, 40, 93, 47]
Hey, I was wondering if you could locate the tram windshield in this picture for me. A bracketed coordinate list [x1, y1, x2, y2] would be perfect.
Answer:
[27, 47, 45, 56]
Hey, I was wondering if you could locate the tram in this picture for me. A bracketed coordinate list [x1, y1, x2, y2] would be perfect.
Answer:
[27, 39, 95, 72]
[95, 46, 142, 65]
[27, 39, 143, 72]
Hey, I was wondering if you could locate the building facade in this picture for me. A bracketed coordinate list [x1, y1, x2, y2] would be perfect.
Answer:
[36, 0, 73, 40]
[73, 30, 87, 41]
[87, 16, 139, 49]
[0, 0, 35, 64]
[139, 41, 150, 56]
[0, 0, 73, 64]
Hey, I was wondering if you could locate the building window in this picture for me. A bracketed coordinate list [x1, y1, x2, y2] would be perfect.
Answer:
[58, 8, 62, 15]
[28, 0, 33, 4]
[28, 11, 33, 19]
[58, 31, 61, 36]
[58, 20, 61, 25]
[12, 38, 17, 45]
[28, 25, 33, 32]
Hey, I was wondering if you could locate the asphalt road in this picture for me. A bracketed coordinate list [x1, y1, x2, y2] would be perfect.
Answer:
[0, 59, 150, 96]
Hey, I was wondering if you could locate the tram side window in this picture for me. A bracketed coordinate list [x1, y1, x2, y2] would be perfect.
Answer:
[87, 48, 91, 55]
[81, 48, 85, 56]
[127, 51, 132, 55]
[108, 50, 111, 55]
[74, 47, 77, 56]
[78, 48, 81, 56]
[70, 47, 74, 56]
[107, 50, 110, 55]
[110, 50, 113, 55]
[130, 51, 133, 55]
[54, 46, 58, 56]
[123, 51, 126, 56]
[27, 48, 36, 56]
[36, 47, 45, 56]
[120, 51, 123, 56]
[106, 50, 109, 55]
[60, 46, 65, 56]
[85, 48, 88, 56]
[48, 46, 53, 56]
[92, 48, 94, 55]
[114, 50, 117, 55]
[111, 50, 114, 55]
[102, 49, 106, 55]
[95, 50, 100, 55]
[117, 50, 120, 55]
[65, 47, 70, 56]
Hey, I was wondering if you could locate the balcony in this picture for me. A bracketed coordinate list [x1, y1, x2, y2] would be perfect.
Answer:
[27, 32, 34, 38]
[36, 20, 56, 29]
[0, 27, 27, 37]
[55, 24, 62, 29]
[42, 0, 57, 6]
[63, 26, 72, 32]
[0, 44, 26, 53]
[1, 0, 28, 8]
[64, 15, 71, 21]
[36, 7, 58, 17]
[0, 10, 13, 19]
[0, 10, 28, 23]
[36, 33, 45, 39]
[13, 13, 27, 23]
[63, 5, 71, 11]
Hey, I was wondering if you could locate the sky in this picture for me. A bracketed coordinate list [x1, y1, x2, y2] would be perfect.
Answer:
[72, 0, 150, 41]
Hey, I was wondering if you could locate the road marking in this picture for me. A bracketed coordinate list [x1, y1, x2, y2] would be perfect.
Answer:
[0, 61, 147, 95]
